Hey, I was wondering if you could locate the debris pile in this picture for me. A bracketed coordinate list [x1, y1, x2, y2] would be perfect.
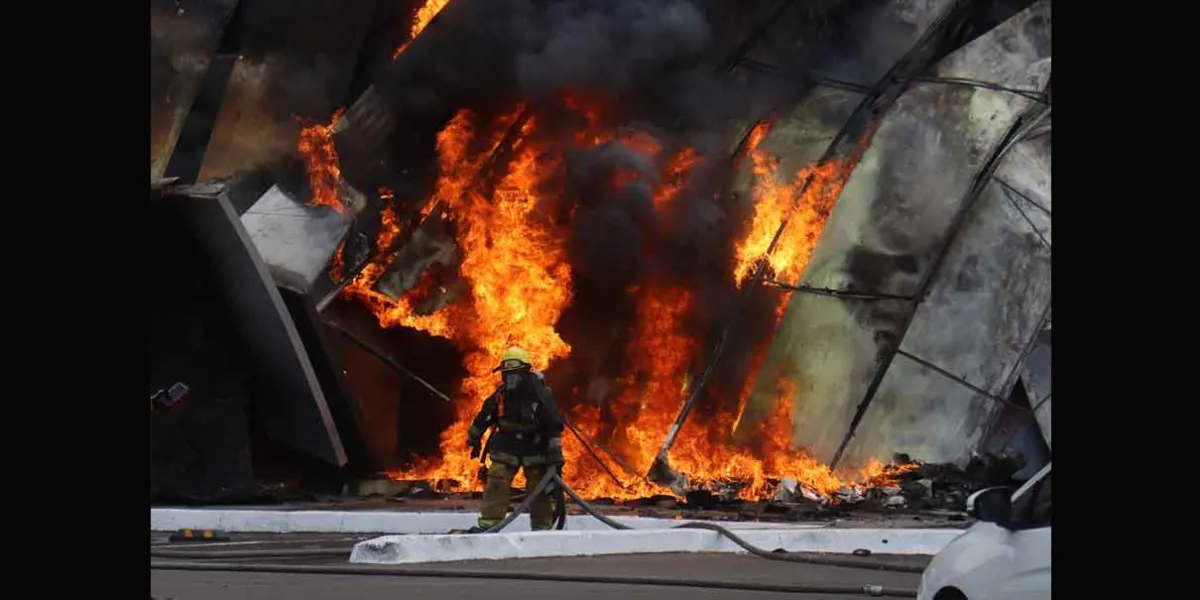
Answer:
[356, 452, 1031, 523]
[852, 452, 1028, 513]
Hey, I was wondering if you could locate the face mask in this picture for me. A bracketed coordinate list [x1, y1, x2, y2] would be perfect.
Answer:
[503, 371, 522, 391]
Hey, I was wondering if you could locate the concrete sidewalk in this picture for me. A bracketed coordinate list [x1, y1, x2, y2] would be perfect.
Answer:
[151, 507, 829, 535]
[151, 507, 962, 565]
[349, 527, 960, 565]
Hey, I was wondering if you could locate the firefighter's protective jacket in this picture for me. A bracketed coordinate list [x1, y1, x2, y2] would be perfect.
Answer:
[468, 371, 564, 466]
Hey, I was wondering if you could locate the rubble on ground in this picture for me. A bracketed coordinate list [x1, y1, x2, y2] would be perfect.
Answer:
[346, 451, 1029, 523]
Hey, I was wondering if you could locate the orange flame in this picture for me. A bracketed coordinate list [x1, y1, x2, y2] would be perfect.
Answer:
[330, 240, 346, 283]
[394, 0, 452, 58]
[297, 108, 346, 214]
[319, 96, 900, 501]
[745, 121, 773, 155]
[654, 148, 698, 208]
[412, 0, 451, 38]
[732, 150, 851, 285]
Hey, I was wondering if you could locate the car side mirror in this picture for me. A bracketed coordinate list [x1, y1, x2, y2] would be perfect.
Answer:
[967, 486, 1013, 526]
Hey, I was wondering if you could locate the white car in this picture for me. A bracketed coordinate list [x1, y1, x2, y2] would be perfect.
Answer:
[917, 462, 1051, 600]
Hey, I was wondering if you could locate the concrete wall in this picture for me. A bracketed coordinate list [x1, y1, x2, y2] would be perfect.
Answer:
[749, 0, 1051, 468]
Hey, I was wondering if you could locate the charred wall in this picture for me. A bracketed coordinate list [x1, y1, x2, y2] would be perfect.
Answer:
[193, 0, 391, 189]
[751, 0, 1052, 469]
[730, 0, 956, 441]
[151, 0, 239, 180]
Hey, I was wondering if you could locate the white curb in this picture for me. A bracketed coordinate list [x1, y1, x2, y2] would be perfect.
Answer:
[349, 528, 961, 564]
[150, 508, 825, 535]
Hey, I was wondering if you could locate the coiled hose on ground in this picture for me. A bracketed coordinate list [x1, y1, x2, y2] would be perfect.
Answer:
[150, 470, 924, 598]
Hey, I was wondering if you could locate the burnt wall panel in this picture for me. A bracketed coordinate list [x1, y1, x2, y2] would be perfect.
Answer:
[993, 118, 1051, 245]
[724, 84, 864, 436]
[240, 184, 367, 294]
[840, 354, 998, 465]
[171, 186, 347, 466]
[840, 178, 1051, 467]
[151, 0, 239, 180]
[196, 0, 379, 181]
[830, 2, 1051, 469]
[901, 180, 1052, 397]
[729, 0, 955, 441]
[756, 0, 1050, 467]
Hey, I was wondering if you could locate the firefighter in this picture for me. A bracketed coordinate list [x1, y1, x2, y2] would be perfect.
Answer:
[466, 346, 565, 532]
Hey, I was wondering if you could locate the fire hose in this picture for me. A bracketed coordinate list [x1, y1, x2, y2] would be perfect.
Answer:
[151, 470, 922, 598]
[495, 470, 926, 575]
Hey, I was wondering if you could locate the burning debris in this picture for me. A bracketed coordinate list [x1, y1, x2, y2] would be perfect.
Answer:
[298, 109, 348, 214]
[364, 451, 1026, 524]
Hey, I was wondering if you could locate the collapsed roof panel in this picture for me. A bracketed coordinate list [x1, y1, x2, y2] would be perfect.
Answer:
[196, 58, 282, 181]
[841, 350, 999, 465]
[842, 174, 1051, 467]
[240, 184, 366, 295]
[755, 87, 866, 179]
[901, 179, 1052, 398]
[729, 0, 959, 451]
[150, 0, 239, 180]
[170, 184, 348, 467]
[748, 0, 1050, 468]
[723, 85, 864, 436]
[195, 0, 378, 181]
[993, 122, 1051, 246]
[840, 2, 1051, 468]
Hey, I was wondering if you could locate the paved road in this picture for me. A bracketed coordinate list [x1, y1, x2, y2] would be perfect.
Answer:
[151, 552, 927, 600]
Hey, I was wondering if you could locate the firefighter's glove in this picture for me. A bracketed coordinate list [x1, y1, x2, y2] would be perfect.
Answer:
[467, 433, 482, 459]
[547, 437, 564, 465]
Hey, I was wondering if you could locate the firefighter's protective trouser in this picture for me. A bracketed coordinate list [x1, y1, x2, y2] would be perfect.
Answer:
[477, 459, 553, 531]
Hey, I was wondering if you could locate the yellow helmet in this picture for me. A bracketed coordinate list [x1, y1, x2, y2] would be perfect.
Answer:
[494, 346, 532, 372]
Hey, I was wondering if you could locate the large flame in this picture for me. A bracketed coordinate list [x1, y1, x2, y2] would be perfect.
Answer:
[310, 94, 901, 501]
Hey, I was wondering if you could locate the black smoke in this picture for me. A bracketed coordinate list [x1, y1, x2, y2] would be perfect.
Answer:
[371, 0, 856, 453]
[514, 0, 711, 101]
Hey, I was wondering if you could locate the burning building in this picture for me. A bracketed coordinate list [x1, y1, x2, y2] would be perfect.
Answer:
[150, 0, 1051, 512]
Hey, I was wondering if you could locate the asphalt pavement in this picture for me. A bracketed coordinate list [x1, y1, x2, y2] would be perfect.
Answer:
[151, 570, 901, 600]
[151, 532, 929, 599]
